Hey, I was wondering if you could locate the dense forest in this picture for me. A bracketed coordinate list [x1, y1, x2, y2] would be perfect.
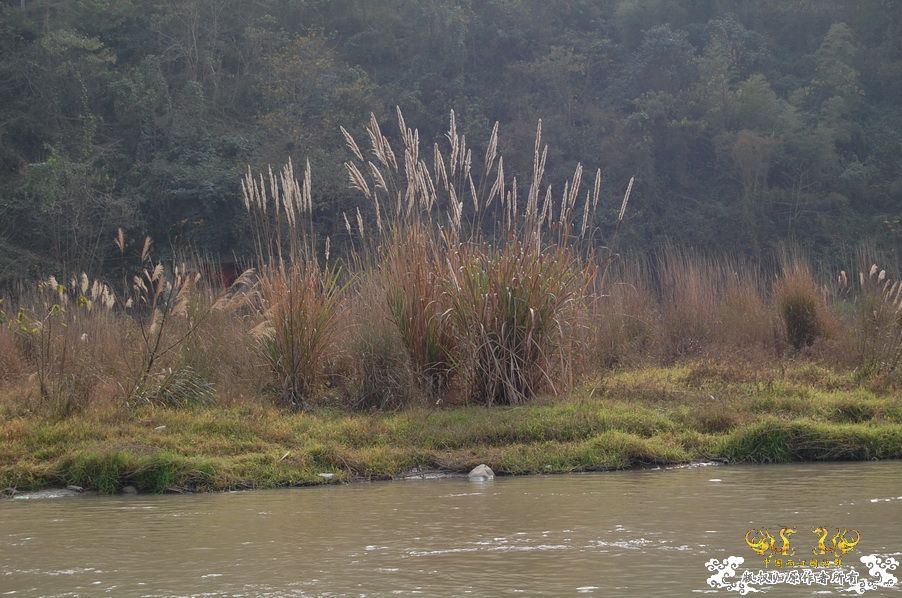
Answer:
[1, 0, 900, 283]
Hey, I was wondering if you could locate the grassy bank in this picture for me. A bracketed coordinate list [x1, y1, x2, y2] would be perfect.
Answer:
[2, 361, 900, 494]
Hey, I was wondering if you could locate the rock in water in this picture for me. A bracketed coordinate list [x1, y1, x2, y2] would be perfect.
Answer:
[468, 464, 495, 481]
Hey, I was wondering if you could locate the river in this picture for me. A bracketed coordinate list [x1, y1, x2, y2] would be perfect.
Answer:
[2, 461, 900, 596]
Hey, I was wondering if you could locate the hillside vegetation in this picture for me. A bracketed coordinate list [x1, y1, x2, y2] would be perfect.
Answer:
[1, 1, 901, 283]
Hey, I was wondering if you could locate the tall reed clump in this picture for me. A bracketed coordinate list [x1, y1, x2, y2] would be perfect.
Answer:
[593, 248, 776, 365]
[256, 262, 344, 408]
[241, 160, 346, 409]
[655, 247, 722, 359]
[775, 258, 831, 352]
[344, 271, 422, 410]
[446, 241, 595, 404]
[379, 228, 454, 397]
[181, 268, 263, 403]
[338, 109, 627, 404]
[838, 264, 902, 381]
[591, 257, 659, 368]
[716, 258, 774, 353]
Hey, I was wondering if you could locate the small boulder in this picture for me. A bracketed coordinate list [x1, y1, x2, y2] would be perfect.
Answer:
[468, 464, 494, 481]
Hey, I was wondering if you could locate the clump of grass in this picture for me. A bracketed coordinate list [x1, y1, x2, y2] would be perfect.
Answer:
[241, 160, 347, 409]
[255, 262, 346, 409]
[718, 268, 774, 351]
[348, 325, 421, 410]
[180, 281, 263, 404]
[54, 450, 217, 493]
[583, 430, 691, 467]
[827, 399, 877, 423]
[683, 361, 754, 387]
[688, 403, 741, 433]
[655, 247, 721, 359]
[447, 241, 595, 404]
[338, 109, 617, 405]
[133, 366, 215, 408]
[345, 274, 424, 410]
[591, 269, 658, 368]
[379, 229, 455, 397]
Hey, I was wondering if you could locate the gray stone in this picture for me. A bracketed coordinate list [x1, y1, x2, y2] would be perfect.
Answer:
[121, 485, 138, 495]
[468, 464, 495, 481]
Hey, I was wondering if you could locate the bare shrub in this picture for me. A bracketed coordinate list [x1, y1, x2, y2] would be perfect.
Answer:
[124, 263, 206, 402]
[775, 259, 830, 351]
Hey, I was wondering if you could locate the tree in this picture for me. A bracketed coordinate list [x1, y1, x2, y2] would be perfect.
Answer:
[814, 23, 861, 104]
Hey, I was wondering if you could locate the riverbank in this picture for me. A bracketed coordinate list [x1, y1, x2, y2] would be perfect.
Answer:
[2, 361, 900, 494]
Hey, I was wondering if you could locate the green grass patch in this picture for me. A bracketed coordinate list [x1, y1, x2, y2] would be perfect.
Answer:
[720, 420, 902, 463]
[1, 362, 899, 494]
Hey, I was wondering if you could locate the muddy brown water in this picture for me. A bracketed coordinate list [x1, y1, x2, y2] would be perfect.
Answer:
[2, 461, 901, 596]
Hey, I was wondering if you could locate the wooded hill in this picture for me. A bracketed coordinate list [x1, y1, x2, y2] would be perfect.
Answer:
[1, 0, 900, 283]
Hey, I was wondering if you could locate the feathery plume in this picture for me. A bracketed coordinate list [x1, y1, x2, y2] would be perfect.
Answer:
[619, 176, 634, 222]
[340, 126, 363, 161]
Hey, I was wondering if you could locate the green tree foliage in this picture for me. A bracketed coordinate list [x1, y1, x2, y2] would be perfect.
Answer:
[1, 0, 900, 284]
